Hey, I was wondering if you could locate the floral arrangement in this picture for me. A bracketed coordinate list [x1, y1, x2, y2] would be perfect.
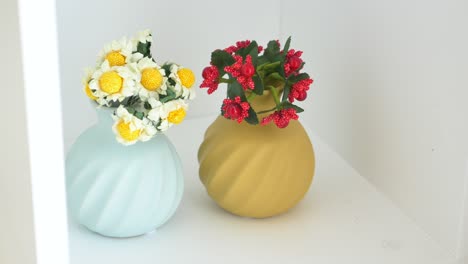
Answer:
[200, 38, 313, 128]
[84, 30, 195, 145]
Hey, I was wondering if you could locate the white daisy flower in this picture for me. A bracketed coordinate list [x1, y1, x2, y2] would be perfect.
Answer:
[112, 106, 157, 145]
[131, 30, 153, 62]
[168, 64, 196, 100]
[147, 97, 162, 121]
[97, 36, 137, 66]
[89, 61, 138, 106]
[82, 68, 97, 101]
[130, 57, 167, 101]
[147, 99, 188, 132]
[134, 29, 152, 44]
[139, 122, 157, 142]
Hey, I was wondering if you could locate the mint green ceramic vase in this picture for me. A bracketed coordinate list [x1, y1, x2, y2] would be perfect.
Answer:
[66, 107, 183, 238]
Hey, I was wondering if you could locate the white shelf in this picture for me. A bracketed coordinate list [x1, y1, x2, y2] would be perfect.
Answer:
[68, 116, 451, 264]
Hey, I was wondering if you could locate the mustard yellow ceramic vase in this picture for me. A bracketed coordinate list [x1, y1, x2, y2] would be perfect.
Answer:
[198, 92, 315, 218]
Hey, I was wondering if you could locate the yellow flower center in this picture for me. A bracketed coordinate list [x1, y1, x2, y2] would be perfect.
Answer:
[177, 68, 195, 88]
[106, 51, 126, 67]
[140, 68, 163, 91]
[167, 108, 186, 124]
[99, 71, 123, 94]
[116, 121, 141, 142]
[84, 85, 97, 100]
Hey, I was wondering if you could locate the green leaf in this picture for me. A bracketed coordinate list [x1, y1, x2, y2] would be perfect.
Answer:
[227, 81, 245, 100]
[245, 106, 259, 125]
[248, 46, 259, 65]
[168, 78, 176, 86]
[125, 106, 136, 115]
[262, 61, 281, 70]
[220, 104, 226, 116]
[252, 75, 264, 95]
[237, 41, 259, 64]
[125, 95, 141, 107]
[282, 36, 292, 58]
[281, 102, 304, 113]
[288, 72, 310, 83]
[161, 63, 172, 75]
[257, 67, 266, 80]
[211, 50, 235, 71]
[297, 61, 306, 72]
[260, 61, 282, 78]
[279, 37, 291, 78]
[144, 102, 152, 110]
[281, 82, 292, 102]
[257, 56, 269, 65]
[136, 41, 152, 58]
[108, 100, 121, 108]
[160, 88, 177, 103]
[268, 72, 284, 81]
[279, 60, 286, 78]
[134, 111, 145, 120]
[256, 61, 269, 71]
[263, 40, 280, 62]
[167, 87, 176, 97]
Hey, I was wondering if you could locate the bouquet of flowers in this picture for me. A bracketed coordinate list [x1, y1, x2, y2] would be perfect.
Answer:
[200, 37, 313, 128]
[84, 30, 195, 145]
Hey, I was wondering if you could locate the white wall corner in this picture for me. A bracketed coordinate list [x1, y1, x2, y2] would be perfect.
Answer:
[0, 0, 36, 263]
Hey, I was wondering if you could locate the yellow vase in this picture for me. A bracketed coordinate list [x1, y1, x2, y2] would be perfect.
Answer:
[198, 91, 315, 218]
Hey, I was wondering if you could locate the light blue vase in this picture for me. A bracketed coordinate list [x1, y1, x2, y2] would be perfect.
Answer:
[66, 107, 183, 238]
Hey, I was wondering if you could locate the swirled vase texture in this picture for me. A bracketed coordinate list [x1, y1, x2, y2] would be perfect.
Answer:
[66, 108, 183, 238]
[198, 93, 315, 218]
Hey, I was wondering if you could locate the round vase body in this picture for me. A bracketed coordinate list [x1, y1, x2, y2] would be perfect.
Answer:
[198, 92, 315, 218]
[66, 108, 183, 237]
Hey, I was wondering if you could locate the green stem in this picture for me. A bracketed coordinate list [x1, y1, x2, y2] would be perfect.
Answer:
[268, 85, 281, 109]
[263, 61, 281, 70]
[247, 92, 256, 102]
[258, 61, 281, 71]
[218, 77, 232, 84]
[256, 107, 277, 114]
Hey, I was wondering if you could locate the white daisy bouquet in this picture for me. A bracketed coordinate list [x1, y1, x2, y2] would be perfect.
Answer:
[83, 30, 196, 145]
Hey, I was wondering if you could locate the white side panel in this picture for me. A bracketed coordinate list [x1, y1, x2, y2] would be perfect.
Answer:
[0, 0, 36, 263]
[18, 0, 70, 263]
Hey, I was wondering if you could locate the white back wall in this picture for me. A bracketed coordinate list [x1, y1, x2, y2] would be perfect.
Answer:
[0, 0, 36, 263]
[57, 0, 468, 258]
[57, 0, 281, 150]
[280, 0, 468, 257]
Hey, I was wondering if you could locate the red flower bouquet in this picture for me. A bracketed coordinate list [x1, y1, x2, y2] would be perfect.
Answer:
[200, 38, 313, 128]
